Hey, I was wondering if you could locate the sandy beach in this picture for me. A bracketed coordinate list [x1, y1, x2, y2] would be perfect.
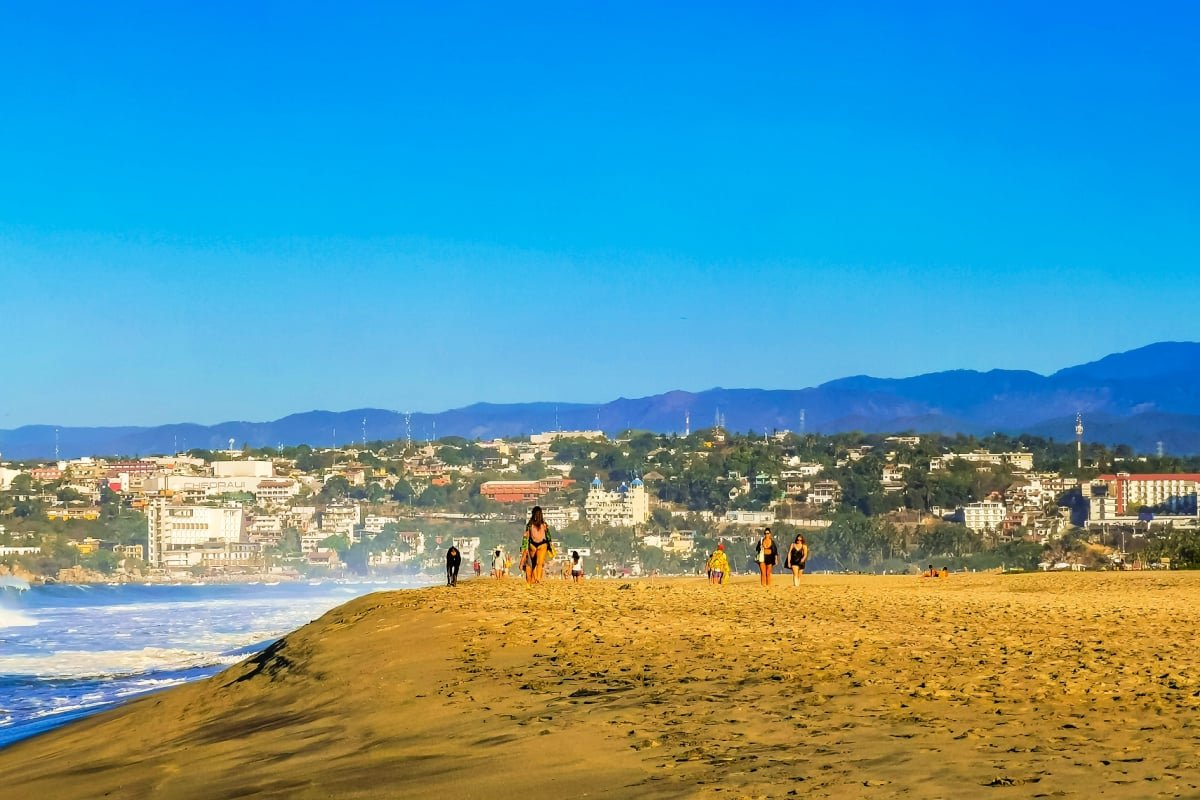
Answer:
[2, 571, 1199, 799]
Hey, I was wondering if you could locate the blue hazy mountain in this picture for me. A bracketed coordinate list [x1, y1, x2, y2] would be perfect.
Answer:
[3, 342, 1200, 459]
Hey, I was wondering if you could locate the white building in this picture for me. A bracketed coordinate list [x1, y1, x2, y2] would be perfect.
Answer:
[723, 510, 776, 525]
[320, 504, 362, 540]
[641, 530, 696, 556]
[542, 506, 581, 530]
[0, 467, 23, 490]
[529, 430, 605, 445]
[584, 477, 650, 527]
[246, 514, 284, 544]
[364, 514, 399, 535]
[146, 494, 246, 569]
[962, 501, 1006, 534]
[144, 474, 300, 504]
[932, 451, 1034, 472]
[213, 460, 274, 479]
[807, 480, 842, 505]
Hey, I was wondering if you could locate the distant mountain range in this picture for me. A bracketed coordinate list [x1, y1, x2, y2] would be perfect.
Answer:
[4, 342, 1200, 460]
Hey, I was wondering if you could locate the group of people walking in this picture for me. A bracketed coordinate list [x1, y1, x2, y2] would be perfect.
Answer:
[707, 528, 809, 587]
[447, 506, 584, 586]
[450, 509, 812, 589]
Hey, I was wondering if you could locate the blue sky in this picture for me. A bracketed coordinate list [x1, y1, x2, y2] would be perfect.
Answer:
[1, 1, 1197, 427]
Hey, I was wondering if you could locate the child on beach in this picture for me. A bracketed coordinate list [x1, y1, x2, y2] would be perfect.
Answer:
[787, 534, 809, 586]
[570, 551, 584, 583]
[706, 544, 730, 585]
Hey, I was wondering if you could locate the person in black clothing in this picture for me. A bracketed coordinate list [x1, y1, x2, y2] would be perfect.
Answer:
[446, 545, 462, 586]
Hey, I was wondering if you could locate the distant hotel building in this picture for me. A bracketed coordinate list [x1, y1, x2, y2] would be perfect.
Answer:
[479, 477, 576, 504]
[931, 451, 1033, 472]
[584, 477, 649, 527]
[529, 430, 605, 445]
[1093, 472, 1200, 515]
[962, 501, 1006, 533]
[146, 493, 253, 570]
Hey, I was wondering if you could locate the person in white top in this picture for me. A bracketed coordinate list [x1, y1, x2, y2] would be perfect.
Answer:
[570, 551, 584, 583]
[491, 548, 507, 579]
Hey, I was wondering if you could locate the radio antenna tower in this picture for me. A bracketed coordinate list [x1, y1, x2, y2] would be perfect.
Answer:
[684, 410, 690, 437]
[799, 409, 806, 434]
[1157, 440, 1165, 458]
[362, 417, 367, 446]
[1074, 412, 1084, 470]
[54, 428, 60, 460]
[404, 413, 413, 447]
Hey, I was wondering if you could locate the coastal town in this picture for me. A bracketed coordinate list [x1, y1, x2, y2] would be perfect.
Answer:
[3, 423, 1200, 584]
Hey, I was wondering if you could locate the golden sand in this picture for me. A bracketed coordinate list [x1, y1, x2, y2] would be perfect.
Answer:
[2, 572, 1200, 799]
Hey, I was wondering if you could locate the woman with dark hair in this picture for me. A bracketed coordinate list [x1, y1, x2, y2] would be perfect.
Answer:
[523, 506, 552, 584]
[787, 534, 809, 586]
[756, 528, 778, 587]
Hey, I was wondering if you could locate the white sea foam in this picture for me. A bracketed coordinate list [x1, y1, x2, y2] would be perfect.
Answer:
[0, 646, 247, 680]
[0, 609, 36, 628]
[29, 699, 111, 720]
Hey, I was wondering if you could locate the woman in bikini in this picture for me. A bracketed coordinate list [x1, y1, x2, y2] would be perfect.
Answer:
[524, 506, 551, 584]
[756, 528, 778, 587]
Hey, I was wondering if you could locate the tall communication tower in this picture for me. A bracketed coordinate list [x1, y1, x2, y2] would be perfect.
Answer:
[1157, 441, 1165, 458]
[799, 409, 806, 434]
[404, 413, 413, 447]
[54, 428, 60, 461]
[362, 417, 367, 446]
[684, 410, 690, 437]
[1074, 413, 1084, 470]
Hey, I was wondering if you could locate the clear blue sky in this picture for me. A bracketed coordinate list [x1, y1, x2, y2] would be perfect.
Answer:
[1, 1, 1197, 427]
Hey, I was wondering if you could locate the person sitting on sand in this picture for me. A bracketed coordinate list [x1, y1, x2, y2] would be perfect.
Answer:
[446, 545, 461, 587]
[787, 534, 809, 587]
[570, 551, 584, 583]
[707, 543, 731, 585]
[756, 528, 778, 587]
[940, 566, 949, 579]
[523, 506, 553, 584]
[922, 564, 936, 578]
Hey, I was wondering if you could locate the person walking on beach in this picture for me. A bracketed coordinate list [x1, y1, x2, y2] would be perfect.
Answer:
[756, 528, 778, 587]
[787, 534, 809, 587]
[492, 548, 507, 579]
[523, 506, 552, 584]
[446, 545, 462, 587]
[473, 558, 481, 578]
[570, 551, 584, 583]
[706, 543, 730, 585]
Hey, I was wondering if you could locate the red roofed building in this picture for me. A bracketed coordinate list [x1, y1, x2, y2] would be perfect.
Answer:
[479, 478, 576, 504]
[1095, 472, 1200, 515]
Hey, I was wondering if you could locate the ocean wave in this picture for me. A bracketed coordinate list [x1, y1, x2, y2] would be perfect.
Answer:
[29, 699, 111, 720]
[0, 646, 252, 680]
[0, 609, 37, 628]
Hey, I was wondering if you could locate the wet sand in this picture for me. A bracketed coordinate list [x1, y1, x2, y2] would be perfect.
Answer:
[2, 571, 1200, 799]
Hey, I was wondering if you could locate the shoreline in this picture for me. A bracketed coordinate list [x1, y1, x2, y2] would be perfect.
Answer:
[3, 572, 1200, 798]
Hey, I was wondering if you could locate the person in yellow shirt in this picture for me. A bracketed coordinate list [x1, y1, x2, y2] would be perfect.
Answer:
[706, 544, 731, 585]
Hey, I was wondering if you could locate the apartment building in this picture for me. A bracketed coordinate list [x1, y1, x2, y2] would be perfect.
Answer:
[146, 494, 246, 569]
[962, 501, 1006, 534]
[584, 477, 649, 527]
